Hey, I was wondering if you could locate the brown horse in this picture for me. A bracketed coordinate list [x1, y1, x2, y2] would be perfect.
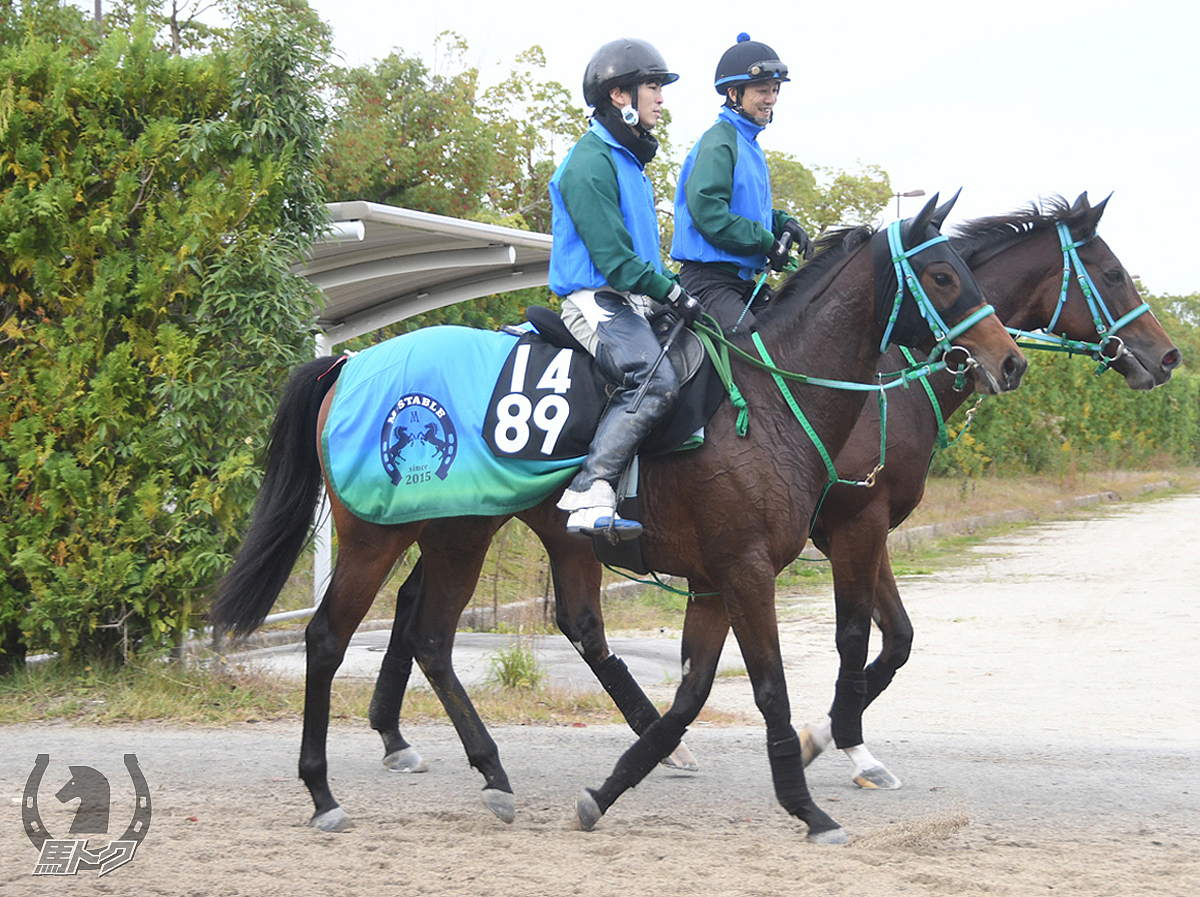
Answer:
[799, 193, 1181, 788]
[208, 194, 1026, 841]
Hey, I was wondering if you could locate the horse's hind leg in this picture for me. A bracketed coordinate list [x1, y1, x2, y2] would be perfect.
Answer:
[300, 515, 419, 832]
[408, 517, 516, 823]
[518, 503, 697, 771]
[367, 558, 428, 773]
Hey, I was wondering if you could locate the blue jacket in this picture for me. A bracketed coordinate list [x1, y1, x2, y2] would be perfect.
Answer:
[671, 107, 777, 280]
[549, 120, 672, 300]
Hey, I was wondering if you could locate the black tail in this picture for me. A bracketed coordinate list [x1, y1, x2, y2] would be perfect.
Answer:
[208, 356, 344, 636]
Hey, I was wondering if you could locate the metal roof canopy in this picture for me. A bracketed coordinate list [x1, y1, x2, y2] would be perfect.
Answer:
[296, 201, 553, 348]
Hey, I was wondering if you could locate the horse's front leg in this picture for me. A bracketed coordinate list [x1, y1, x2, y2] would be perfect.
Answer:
[519, 501, 698, 771]
[574, 582, 729, 830]
[802, 515, 901, 789]
[865, 545, 914, 710]
[726, 571, 848, 843]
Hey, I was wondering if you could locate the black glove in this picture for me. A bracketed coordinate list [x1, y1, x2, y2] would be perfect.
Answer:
[767, 236, 791, 271]
[665, 283, 702, 325]
[781, 218, 814, 260]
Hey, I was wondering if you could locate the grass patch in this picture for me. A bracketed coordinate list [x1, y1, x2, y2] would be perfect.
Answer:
[0, 656, 746, 727]
[485, 639, 546, 690]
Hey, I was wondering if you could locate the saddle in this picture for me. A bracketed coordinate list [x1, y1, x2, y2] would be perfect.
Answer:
[321, 312, 723, 569]
[525, 305, 709, 404]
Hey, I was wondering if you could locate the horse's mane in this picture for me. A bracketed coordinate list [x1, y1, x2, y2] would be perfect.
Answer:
[949, 195, 1088, 264]
[754, 224, 875, 327]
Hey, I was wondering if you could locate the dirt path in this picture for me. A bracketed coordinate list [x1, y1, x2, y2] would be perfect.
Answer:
[2, 493, 1198, 896]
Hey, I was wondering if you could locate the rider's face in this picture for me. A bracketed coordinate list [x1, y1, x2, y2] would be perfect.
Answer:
[610, 81, 666, 131]
[732, 80, 780, 124]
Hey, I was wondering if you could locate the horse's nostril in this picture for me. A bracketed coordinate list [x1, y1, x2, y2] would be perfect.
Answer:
[1002, 353, 1025, 389]
[1162, 348, 1182, 371]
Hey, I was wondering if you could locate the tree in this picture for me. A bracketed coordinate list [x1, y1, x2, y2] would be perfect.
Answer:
[0, 0, 331, 668]
[765, 151, 892, 234]
[317, 37, 594, 340]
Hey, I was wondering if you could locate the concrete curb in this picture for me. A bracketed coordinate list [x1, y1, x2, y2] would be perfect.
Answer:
[887, 479, 1172, 551]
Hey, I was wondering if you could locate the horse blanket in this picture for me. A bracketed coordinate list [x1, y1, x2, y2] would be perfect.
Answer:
[322, 325, 597, 525]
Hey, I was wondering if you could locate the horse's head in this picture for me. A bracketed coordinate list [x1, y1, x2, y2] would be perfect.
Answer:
[1044, 193, 1179, 389]
[877, 191, 1026, 395]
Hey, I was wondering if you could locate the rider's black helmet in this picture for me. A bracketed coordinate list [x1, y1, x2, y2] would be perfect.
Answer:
[714, 33, 790, 94]
[583, 38, 679, 107]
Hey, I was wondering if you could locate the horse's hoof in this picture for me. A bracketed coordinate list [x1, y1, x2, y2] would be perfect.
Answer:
[482, 788, 515, 824]
[575, 789, 603, 831]
[799, 724, 826, 767]
[853, 765, 902, 790]
[807, 825, 849, 846]
[311, 807, 354, 832]
[660, 741, 699, 772]
[383, 746, 428, 773]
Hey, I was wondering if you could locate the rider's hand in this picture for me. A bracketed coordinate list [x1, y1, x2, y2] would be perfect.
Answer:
[767, 237, 792, 271]
[665, 283, 702, 325]
[781, 218, 814, 260]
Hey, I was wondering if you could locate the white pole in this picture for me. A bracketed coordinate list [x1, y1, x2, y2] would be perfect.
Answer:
[312, 331, 336, 608]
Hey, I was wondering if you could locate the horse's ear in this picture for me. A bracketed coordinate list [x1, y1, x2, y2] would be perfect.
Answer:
[1079, 192, 1111, 236]
[1069, 192, 1090, 216]
[929, 188, 962, 232]
[905, 192, 941, 245]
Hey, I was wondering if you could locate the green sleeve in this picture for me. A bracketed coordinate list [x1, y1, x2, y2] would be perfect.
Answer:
[557, 134, 673, 301]
[772, 209, 792, 238]
[683, 122, 775, 256]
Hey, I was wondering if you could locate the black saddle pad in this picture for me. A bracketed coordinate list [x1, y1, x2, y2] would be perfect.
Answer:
[483, 313, 725, 461]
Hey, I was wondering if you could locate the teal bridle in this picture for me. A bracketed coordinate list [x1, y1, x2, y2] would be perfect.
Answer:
[880, 220, 997, 363]
[1006, 222, 1150, 374]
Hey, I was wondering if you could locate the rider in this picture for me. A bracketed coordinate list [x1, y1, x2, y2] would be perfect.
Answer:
[550, 38, 701, 539]
[671, 33, 814, 333]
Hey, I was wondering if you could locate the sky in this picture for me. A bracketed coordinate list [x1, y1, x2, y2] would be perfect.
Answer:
[301, 0, 1198, 297]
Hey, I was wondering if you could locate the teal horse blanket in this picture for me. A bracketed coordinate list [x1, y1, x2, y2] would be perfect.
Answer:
[321, 326, 588, 525]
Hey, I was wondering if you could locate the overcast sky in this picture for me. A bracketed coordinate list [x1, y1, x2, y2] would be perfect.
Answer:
[301, 0, 1198, 297]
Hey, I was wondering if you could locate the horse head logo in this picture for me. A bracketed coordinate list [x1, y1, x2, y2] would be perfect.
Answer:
[56, 765, 111, 834]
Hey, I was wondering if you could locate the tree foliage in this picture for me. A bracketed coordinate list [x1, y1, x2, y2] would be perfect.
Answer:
[766, 152, 892, 234]
[0, 0, 330, 668]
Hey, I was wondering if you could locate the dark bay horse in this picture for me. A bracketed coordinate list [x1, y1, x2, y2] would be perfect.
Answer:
[800, 193, 1181, 789]
[209, 194, 1026, 841]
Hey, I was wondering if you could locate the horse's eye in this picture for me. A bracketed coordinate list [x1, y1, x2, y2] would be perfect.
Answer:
[933, 272, 953, 287]
[1103, 269, 1124, 285]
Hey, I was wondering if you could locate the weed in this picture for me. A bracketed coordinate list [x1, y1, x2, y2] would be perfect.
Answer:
[485, 638, 546, 690]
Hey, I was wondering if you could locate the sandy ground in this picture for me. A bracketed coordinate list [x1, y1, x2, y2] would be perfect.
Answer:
[2, 493, 1198, 896]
